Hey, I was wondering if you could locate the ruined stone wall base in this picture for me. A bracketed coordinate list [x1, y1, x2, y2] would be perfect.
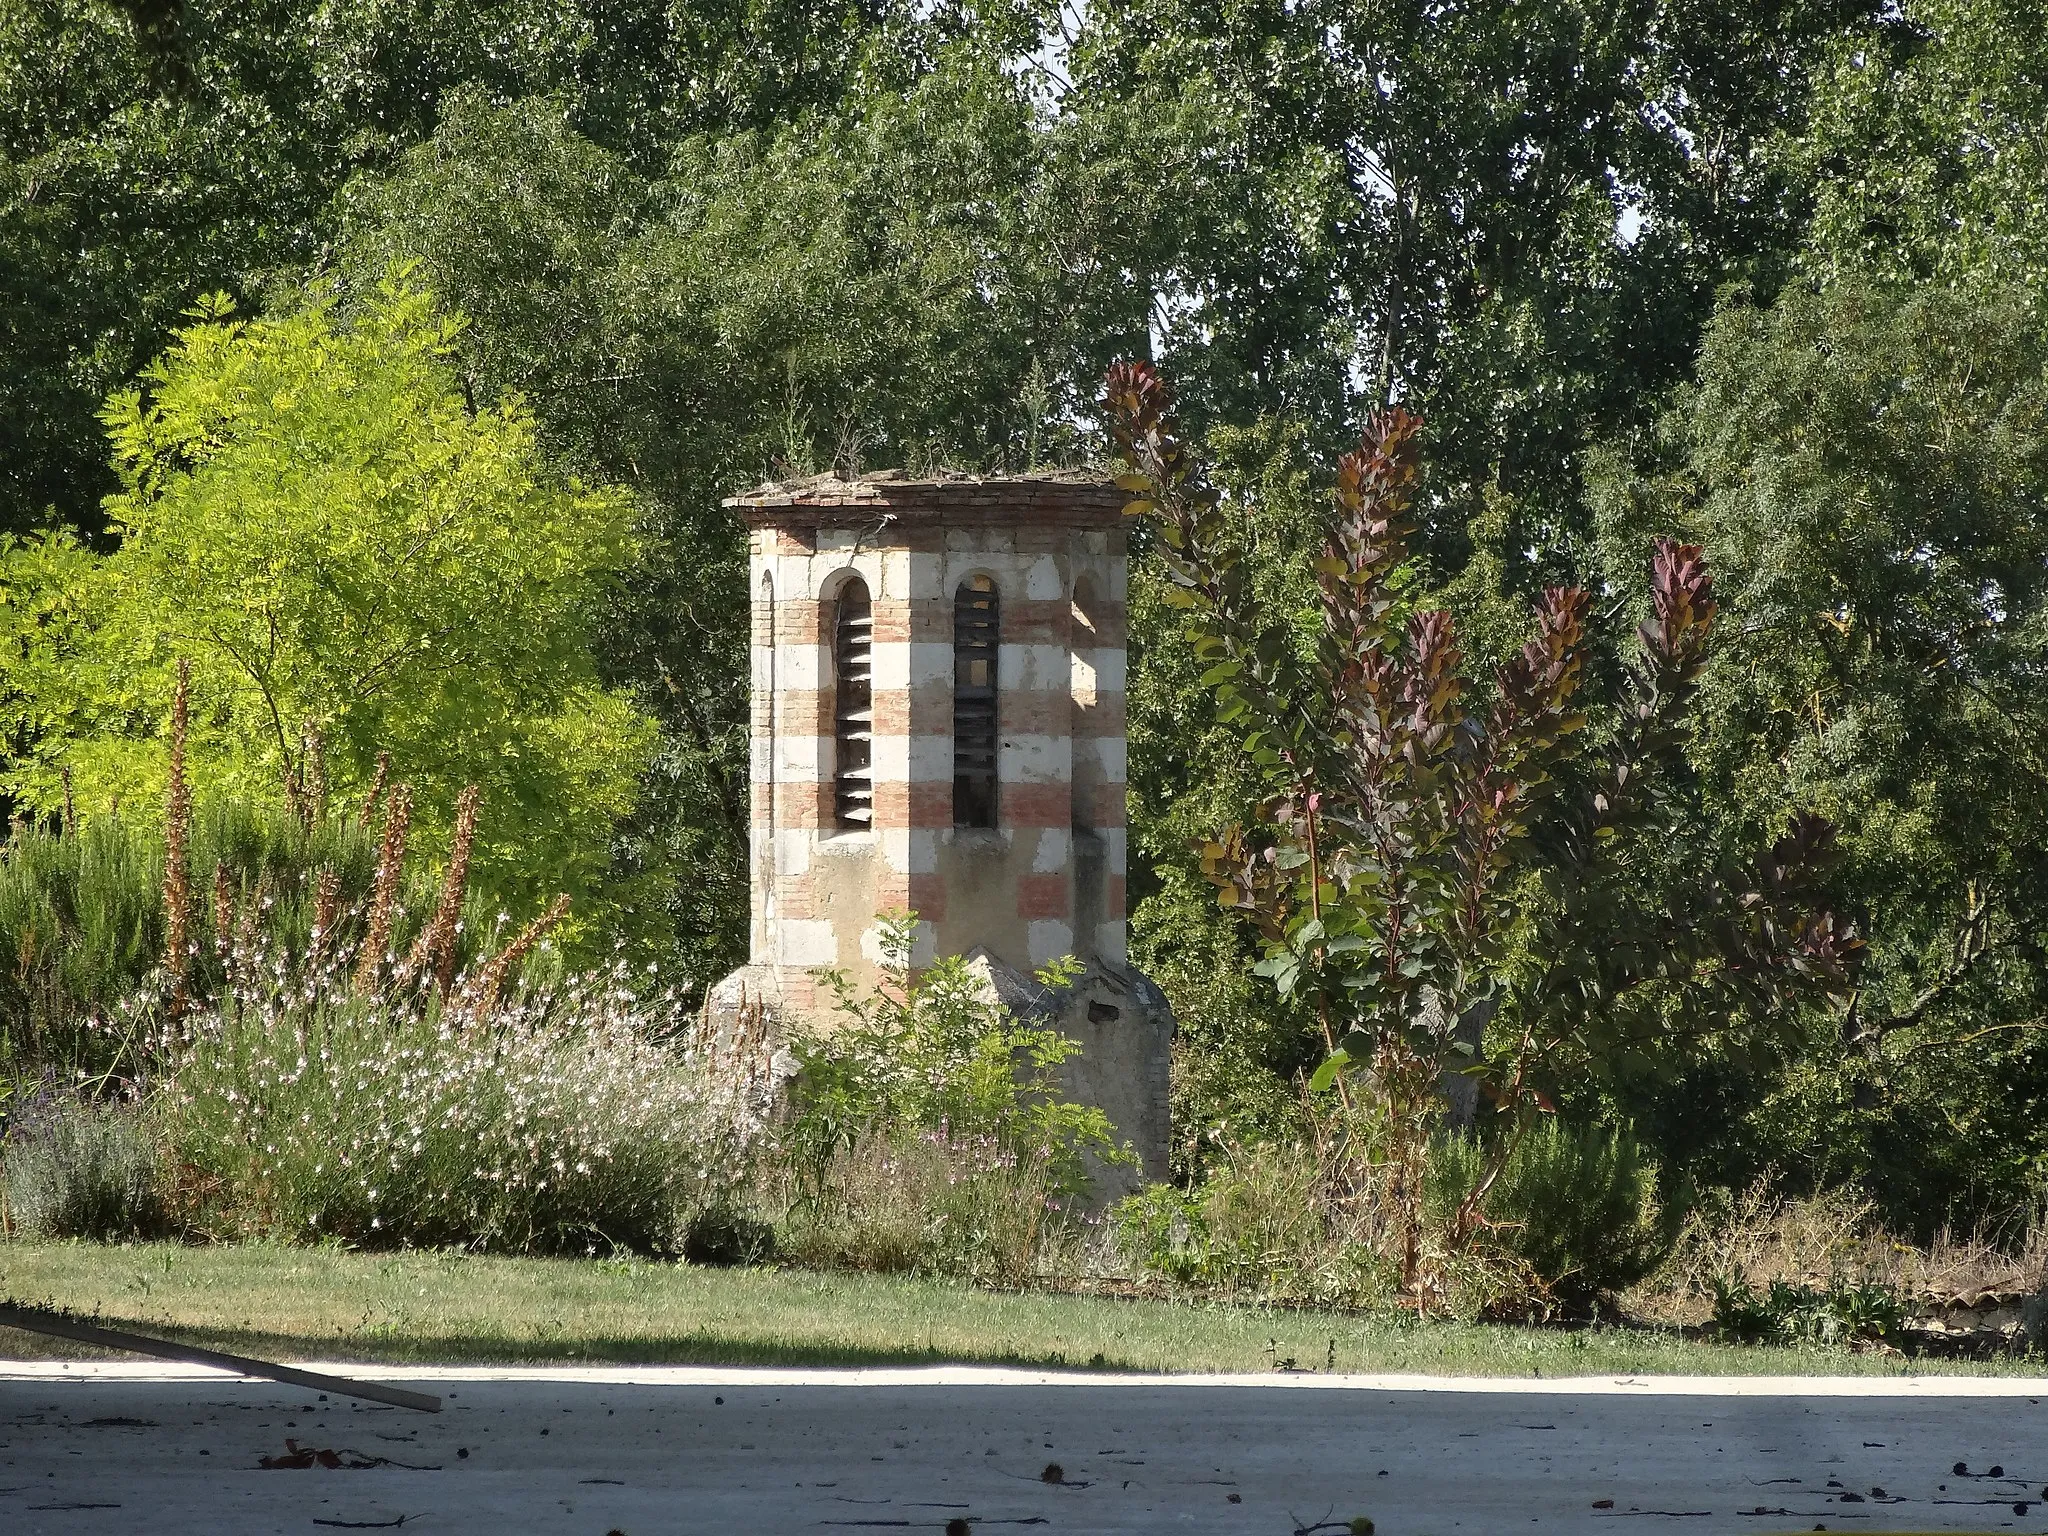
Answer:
[705, 956, 1173, 1202]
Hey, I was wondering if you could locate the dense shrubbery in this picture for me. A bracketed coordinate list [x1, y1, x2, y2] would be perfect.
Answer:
[769, 912, 1129, 1281]
[1429, 1122, 1677, 1303]
[0, 800, 442, 1091]
[1114, 1114, 1675, 1315]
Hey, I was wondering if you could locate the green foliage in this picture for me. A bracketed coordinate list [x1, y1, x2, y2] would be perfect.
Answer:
[790, 912, 1129, 1204]
[1106, 360, 1856, 1290]
[1789, 2, 2048, 288]
[1, 276, 654, 919]
[1126, 420, 1335, 1166]
[3, 1093, 164, 1241]
[773, 1128, 1079, 1286]
[325, 65, 1097, 981]
[1710, 1273, 1905, 1348]
[0, 0, 915, 541]
[1111, 1149, 1398, 1308]
[0, 802, 419, 1087]
[1429, 1122, 1677, 1302]
[1066, 0, 1863, 561]
[1592, 277, 2048, 1227]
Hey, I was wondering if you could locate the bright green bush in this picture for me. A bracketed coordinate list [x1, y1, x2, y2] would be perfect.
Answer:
[3, 1094, 165, 1240]
[1431, 1121, 1677, 1301]
[160, 958, 763, 1255]
[0, 275, 654, 919]
[1112, 1143, 1397, 1308]
[787, 912, 1129, 1202]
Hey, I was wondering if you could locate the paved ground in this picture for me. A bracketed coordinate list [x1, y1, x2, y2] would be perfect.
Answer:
[2, 1362, 2045, 1535]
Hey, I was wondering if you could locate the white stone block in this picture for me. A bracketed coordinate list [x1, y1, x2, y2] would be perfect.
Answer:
[999, 643, 1069, 690]
[905, 551, 946, 600]
[908, 733, 951, 781]
[1094, 921, 1128, 968]
[909, 642, 952, 687]
[778, 920, 838, 967]
[1099, 826, 1127, 876]
[776, 734, 830, 782]
[780, 643, 827, 691]
[774, 829, 813, 877]
[871, 640, 910, 690]
[877, 827, 938, 875]
[1087, 647, 1127, 692]
[1029, 919, 1075, 966]
[871, 735, 947, 784]
[775, 553, 812, 599]
[870, 733, 907, 783]
[1031, 827, 1071, 873]
[879, 548, 912, 599]
[862, 919, 937, 968]
[1026, 554, 1065, 600]
[1000, 733, 1070, 783]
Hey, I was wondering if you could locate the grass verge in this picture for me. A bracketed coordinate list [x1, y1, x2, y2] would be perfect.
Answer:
[0, 1239, 2039, 1377]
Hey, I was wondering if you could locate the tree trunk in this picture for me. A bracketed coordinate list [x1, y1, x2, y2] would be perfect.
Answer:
[1435, 993, 1498, 1133]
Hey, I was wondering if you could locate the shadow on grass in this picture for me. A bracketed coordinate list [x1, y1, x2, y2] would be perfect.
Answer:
[0, 1317, 1118, 1372]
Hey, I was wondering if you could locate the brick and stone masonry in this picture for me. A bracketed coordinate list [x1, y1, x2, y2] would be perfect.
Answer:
[706, 469, 1174, 1186]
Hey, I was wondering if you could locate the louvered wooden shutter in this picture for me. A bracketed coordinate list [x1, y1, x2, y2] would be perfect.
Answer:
[954, 575, 999, 827]
[833, 580, 873, 828]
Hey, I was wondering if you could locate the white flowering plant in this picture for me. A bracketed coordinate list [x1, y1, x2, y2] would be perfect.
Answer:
[160, 940, 767, 1255]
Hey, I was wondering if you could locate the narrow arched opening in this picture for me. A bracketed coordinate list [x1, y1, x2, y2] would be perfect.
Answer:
[832, 575, 873, 829]
[953, 574, 999, 828]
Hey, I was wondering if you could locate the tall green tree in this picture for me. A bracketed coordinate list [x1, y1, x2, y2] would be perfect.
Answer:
[1787, 0, 2048, 288]
[0, 0, 917, 542]
[1591, 279, 2048, 1226]
[1063, 0, 1875, 563]
[323, 58, 1137, 980]
[1, 275, 654, 917]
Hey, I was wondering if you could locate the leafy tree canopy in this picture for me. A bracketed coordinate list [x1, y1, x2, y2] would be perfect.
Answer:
[1788, 0, 2048, 288]
[1591, 278, 2048, 1226]
[0, 274, 655, 918]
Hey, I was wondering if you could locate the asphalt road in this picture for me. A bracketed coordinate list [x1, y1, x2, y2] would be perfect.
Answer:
[2, 1363, 2044, 1535]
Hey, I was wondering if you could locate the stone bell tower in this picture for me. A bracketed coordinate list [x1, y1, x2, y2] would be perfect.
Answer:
[708, 469, 1172, 1181]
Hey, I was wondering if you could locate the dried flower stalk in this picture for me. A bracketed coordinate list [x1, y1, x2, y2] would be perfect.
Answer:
[302, 718, 328, 824]
[354, 782, 413, 997]
[164, 659, 194, 1020]
[358, 750, 391, 829]
[308, 866, 342, 971]
[212, 862, 234, 963]
[61, 766, 75, 835]
[469, 894, 571, 1025]
[404, 783, 481, 998]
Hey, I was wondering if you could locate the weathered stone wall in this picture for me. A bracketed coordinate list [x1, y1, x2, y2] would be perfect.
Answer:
[711, 470, 1170, 1183]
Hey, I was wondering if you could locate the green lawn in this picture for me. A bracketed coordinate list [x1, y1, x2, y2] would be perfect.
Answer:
[0, 1239, 2036, 1378]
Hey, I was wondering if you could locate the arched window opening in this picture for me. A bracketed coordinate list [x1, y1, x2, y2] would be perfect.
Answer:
[954, 575, 999, 827]
[1069, 574, 1102, 829]
[833, 577, 873, 829]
